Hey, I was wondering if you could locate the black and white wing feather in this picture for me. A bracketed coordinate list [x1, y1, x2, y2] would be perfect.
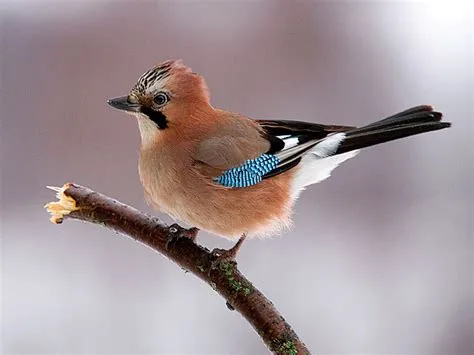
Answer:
[257, 120, 353, 178]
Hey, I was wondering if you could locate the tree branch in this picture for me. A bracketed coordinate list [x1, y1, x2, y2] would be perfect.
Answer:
[45, 183, 309, 354]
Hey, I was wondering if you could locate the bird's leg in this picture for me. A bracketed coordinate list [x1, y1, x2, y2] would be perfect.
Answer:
[210, 234, 247, 269]
[165, 224, 199, 250]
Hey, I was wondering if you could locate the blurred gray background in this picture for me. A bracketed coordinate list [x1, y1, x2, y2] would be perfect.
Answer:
[1, 1, 472, 354]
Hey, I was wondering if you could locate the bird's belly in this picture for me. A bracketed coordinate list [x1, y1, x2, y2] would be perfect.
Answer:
[145, 172, 295, 239]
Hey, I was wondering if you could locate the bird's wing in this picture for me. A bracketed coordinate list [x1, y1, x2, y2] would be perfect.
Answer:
[193, 118, 353, 188]
[194, 105, 447, 188]
[194, 136, 270, 171]
[257, 120, 354, 178]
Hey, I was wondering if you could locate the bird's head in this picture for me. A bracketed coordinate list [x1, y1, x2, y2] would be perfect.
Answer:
[108, 60, 211, 143]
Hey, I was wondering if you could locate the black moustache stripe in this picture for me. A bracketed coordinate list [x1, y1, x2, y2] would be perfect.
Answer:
[140, 107, 168, 129]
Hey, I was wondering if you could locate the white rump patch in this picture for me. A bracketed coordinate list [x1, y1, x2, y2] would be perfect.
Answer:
[290, 150, 359, 200]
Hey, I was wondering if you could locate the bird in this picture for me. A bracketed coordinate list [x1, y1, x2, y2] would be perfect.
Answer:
[107, 59, 451, 261]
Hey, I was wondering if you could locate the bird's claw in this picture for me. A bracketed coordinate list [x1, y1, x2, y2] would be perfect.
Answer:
[165, 224, 199, 250]
[209, 248, 237, 275]
[209, 234, 246, 271]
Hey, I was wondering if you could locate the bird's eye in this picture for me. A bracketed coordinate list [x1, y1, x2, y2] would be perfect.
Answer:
[154, 92, 169, 106]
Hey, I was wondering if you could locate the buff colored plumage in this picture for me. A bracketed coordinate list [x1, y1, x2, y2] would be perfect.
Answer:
[108, 59, 450, 256]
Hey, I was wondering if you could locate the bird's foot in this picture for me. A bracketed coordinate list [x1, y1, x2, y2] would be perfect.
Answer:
[165, 224, 199, 250]
[210, 234, 246, 270]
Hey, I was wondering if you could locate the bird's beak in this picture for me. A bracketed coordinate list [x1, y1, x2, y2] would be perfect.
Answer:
[107, 96, 141, 113]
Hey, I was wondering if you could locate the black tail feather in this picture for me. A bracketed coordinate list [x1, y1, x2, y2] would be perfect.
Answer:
[357, 105, 441, 131]
[335, 106, 451, 154]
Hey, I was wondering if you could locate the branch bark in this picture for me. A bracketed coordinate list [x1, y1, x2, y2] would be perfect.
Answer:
[45, 183, 309, 354]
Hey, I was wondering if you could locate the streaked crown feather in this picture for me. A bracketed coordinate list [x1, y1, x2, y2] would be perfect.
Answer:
[130, 59, 209, 103]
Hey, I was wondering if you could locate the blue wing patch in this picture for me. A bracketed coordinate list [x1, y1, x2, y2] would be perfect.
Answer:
[216, 154, 280, 188]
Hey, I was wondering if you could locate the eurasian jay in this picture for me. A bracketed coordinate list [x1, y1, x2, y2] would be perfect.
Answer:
[108, 60, 450, 258]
